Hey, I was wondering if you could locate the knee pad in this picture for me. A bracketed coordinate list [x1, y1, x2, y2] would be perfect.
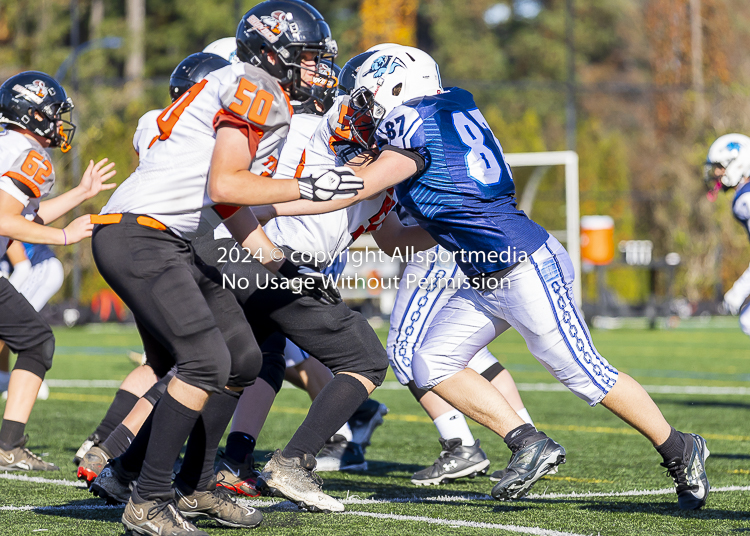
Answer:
[407, 380, 429, 401]
[258, 334, 287, 393]
[142, 371, 173, 406]
[13, 335, 55, 380]
[480, 362, 505, 382]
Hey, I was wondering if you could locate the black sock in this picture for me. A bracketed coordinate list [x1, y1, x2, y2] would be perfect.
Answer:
[225, 431, 256, 464]
[504, 423, 544, 452]
[94, 389, 140, 441]
[101, 423, 135, 458]
[656, 427, 686, 463]
[0, 419, 25, 450]
[120, 403, 156, 475]
[177, 389, 240, 493]
[137, 390, 201, 501]
[283, 374, 368, 460]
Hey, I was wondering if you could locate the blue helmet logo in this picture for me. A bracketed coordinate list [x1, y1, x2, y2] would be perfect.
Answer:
[727, 141, 742, 152]
[364, 55, 406, 79]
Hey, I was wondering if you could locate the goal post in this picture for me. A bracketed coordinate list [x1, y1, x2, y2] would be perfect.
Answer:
[504, 151, 581, 306]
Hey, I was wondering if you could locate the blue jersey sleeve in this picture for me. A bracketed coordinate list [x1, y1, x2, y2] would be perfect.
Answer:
[375, 105, 425, 150]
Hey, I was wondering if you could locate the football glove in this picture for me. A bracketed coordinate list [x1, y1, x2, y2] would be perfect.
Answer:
[723, 288, 746, 316]
[277, 260, 342, 306]
[298, 167, 364, 202]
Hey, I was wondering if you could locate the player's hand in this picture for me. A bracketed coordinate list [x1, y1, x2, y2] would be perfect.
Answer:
[63, 214, 95, 244]
[722, 288, 746, 315]
[277, 260, 342, 305]
[78, 158, 117, 200]
[298, 167, 364, 202]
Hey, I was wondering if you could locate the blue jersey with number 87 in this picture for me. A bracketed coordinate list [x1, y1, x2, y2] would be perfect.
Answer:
[375, 87, 549, 276]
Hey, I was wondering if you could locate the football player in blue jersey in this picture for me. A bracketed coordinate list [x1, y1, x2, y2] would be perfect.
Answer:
[705, 134, 750, 333]
[309, 44, 710, 510]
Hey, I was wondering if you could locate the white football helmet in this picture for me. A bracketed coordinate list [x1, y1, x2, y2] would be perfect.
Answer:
[705, 133, 750, 198]
[203, 37, 240, 64]
[349, 44, 442, 146]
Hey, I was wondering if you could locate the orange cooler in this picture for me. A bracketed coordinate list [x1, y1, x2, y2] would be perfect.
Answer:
[580, 215, 614, 265]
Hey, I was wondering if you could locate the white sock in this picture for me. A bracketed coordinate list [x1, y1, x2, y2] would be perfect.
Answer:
[335, 422, 353, 442]
[516, 408, 534, 426]
[433, 409, 475, 446]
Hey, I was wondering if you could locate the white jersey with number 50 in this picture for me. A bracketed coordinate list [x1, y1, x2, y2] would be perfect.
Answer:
[102, 63, 292, 239]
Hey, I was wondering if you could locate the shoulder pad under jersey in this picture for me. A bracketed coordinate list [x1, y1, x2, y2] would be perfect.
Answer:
[218, 63, 292, 137]
[0, 134, 55, 205]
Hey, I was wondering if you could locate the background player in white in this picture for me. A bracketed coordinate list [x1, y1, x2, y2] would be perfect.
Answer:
[0, 71, 116, 471]
[302, 44, 710, 510]
[0, 240, 65, 399]
[705, 134, 750, 334]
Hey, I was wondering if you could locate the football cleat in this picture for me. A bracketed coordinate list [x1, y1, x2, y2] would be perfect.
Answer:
[77, 445, 112, 485]
[90, 458, 136, 505]
[175, 481, 263, 528]
[122, 485, 208, 536]
[214, 452, 261, 498]
[315, 435, 367, 472]
[258, 450, 344, 513]
[0, 435, 59, 471]
[491, 436, 566, 501]
[348, 399, 388, 448]
[74, 432, 101, 466]
[411, 438, 490, 486]
[662, 433, 710, 510]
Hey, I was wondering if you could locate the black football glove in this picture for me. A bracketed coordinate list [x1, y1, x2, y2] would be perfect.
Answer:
[298, 167, 364, 202]
[277, 260, 342, 305]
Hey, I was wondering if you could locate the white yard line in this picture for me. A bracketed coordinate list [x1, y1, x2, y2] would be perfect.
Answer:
[3, 470, 747, 502]
[343, 511, 587, 535]
[45, 379, 750, 396]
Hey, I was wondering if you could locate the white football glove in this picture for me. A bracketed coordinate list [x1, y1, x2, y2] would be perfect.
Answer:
[723, 288, 746, 316]
[298, 167, 364, 202]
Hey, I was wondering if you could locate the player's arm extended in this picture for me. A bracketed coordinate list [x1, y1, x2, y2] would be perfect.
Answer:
[223, 206, 285, 272]
[0, 191, 93, 245]
[6, 240, 31, 289]
[269, 150, 415, 217]
[36, 158, 116, 224]
[208, 126, 301, 206]
[371, 211, 437, 257]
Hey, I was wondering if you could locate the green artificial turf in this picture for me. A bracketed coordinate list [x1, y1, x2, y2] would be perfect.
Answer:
[0, 324, 748, 535]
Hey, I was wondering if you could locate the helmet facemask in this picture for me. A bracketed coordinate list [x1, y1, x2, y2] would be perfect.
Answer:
[46, 98, 76, 152]
[349, 86, 386, 148]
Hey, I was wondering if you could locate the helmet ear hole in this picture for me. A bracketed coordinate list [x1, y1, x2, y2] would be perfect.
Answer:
[392, 83, 402, 96]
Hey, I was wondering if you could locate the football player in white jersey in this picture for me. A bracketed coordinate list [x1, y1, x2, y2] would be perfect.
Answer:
[89, 2, 363, 532]
[705, 134, 750, 334]
[297, 44, 710, 510]
[0, 71, 116, 471]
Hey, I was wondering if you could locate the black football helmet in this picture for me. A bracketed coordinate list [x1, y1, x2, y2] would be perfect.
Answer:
[0, 71, 75, 152]
[169, 52, 231, 102]
[235, 0, 338, 101]
[295, 62, 341, 115]
[338, 51, 378, 96]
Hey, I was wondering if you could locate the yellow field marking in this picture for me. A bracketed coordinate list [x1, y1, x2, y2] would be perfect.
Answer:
[731, 469, 750, 474]
[48, 392, 112, 403]
[215, 407, 750, 443]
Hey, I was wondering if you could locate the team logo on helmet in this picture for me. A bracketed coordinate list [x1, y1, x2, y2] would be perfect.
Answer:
[726, 141, 742, 153]
[364, 55, 406, 79]
[261, 11, 291, 35]
[11, 79, 55, 105]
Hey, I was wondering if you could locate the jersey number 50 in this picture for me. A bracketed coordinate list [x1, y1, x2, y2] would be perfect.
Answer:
[452, 110, 507, 186]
